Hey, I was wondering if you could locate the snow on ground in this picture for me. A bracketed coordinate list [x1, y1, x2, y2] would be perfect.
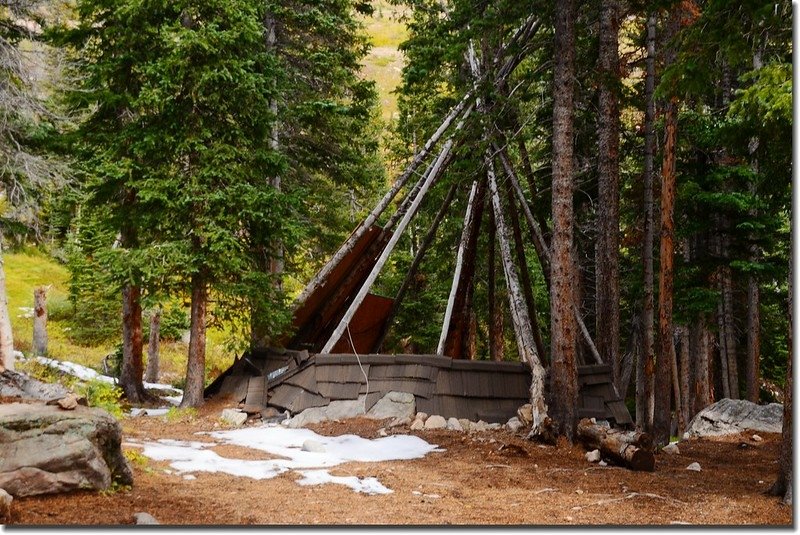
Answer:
[133, 424, 442, 495]
[33, 356, 184, 409]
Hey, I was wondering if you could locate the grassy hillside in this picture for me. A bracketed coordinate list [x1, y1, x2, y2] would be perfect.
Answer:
[359, 0, 408, 122]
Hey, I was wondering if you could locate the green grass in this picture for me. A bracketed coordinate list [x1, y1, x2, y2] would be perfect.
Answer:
[4, 250, 236, 385]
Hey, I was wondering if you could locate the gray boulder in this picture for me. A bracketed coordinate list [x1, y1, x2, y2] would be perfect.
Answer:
[446, 417, 463, 432]
[366, 391, 416, 420]
[285, 398, 366, 428]
[424, 415, 447, 430]
[220, 408, 247, 427]
[0, 370, 68, 402]
[0, 403, 133, 497]
[134, 512, 159, 525]
[684, 398, 783, 438]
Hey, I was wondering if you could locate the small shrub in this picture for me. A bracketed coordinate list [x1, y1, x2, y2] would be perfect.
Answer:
[124, 449, 149, 468]
[47, 295, 75, 322]
[101, 345, 123, 379]
[79, 379, 124, 418]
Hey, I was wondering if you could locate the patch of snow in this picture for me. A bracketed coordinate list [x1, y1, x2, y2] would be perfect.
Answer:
[162, 395, 183, 406]
[138, 424, 441, 494]
[130, 408, 170, 417]
[295, 470, 391, 495]
[35, 356, 115, 383]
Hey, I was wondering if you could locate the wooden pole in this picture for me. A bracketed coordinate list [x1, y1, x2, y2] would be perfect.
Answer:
[372, 182, 459, 352]
[294, 95, 473, 310]
[437, 181, 480, 355]
[33, 286, 47, 356]
[320, 107, 473, 354]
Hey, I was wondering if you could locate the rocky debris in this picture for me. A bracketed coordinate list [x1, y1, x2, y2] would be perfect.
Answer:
[585, 449, 601, 463]
[684, 398, 782, 438]
[471, 420, 489, 433]
[505, 417, 523, 434]
[0, 370, 68, 402]
[302, 439, 326, 453]
[220, 408, 248, 427]
[663, 443, 680, 455]
[56, 393, 81, 411]
[133, 512, 160, 525]
[378, 428, 387, 437]
[410, 419, 424, 431]
[598, 460, 608, 467]
[423, 415, 447, 430]
[446, 417, 463, 432]
[0, 403, 133, 497]
[686, 462, 702, 472]
[487, 423, 501, 430]
[517, 404, 533, 427]
[415, 412, 429, 423]
[388, 416, 411, 428]
[366, 391, 415, 420]
[458, 419, 472, 432]
[752, 434, 763, 442]
[0, 488, 11, 521]
[284, 398, 366, 428]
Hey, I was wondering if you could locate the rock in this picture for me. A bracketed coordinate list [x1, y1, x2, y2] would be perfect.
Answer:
[686, 462, 702, 472]
[388, 416, 411, 428]
[472, 420, 489, 433]
[446, 417, 463, 432]
[752, 434, 763, 442]
[366, 391, 416, 420]
[0, 403, 133, 497]
[379, 428, 388, 437]
[424, 415, 447, 430]
[663, 443, 680, 455]
[415, 412, 429, 423]
[410, 419, 424, 431]
[517, 404, 533, 427]
[57, 394, 80, 411]
[487, 423, 501, 430]
[585, 449, 601, 463]
[220, 408, 247, 427]
[133, 512, 160, 525]
[505, 417, 523, 433]
[598, 461, 608, 467]
[0, 370, 68, 402]
[684, 398, 782, 438]
[285, 398, 366, 428]
[458, 419, 472, 432]
[302, 439, 326, 453]
[0, 488, 11, 521]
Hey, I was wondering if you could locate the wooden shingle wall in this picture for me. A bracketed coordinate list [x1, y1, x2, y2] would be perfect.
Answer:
[206, 351, 633, 426]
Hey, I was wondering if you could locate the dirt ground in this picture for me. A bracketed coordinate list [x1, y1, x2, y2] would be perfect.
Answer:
[5, 397, 793, 527]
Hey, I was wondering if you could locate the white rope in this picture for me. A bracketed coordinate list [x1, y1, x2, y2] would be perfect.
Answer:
[346, 324, 369, 414]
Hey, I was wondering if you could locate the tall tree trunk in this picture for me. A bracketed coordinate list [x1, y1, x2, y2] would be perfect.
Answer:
[653, 13, 679, 444]
[181, 273, 207, 408]
[768, 254, 791, 505]
[0, 241, 15, 373]
[145, 307, 161, 384]
[721, 263, 739, 398]
[549, 0, 579, 441]
[637, 12, 657, 432]
[596, 0, 621, 389]
[33, 287, 47, 356]
[716, 277, 732, 398]
[120, 284, 147, 403]
[690, 317, 712, 415]
[678, 325, 690, 434]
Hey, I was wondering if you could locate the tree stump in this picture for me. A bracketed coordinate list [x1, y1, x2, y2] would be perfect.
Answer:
[33, 287, 47, 356]
[577, 418, 655, 471]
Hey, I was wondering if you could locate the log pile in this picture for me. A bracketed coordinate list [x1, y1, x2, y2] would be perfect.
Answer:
[577, 418, 655, 472]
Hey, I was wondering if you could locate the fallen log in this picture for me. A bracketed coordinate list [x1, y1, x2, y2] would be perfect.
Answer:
[577, 418, 655, 472]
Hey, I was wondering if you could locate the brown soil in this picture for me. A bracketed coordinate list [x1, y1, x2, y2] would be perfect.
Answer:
[5, 397, 793, 526]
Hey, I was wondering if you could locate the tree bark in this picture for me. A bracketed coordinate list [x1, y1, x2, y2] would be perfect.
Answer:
[768, 254, 791, 505]
[721, 263, 739, 398]
[549, 0, 579, 441]
[145, 307, 161, 384]
[596, 0, 621, 390]
[120, 284, 147, 403]
[0, 241, 15, 372]
[690, 317, 712, 416]
[33, 287, 47, 357]
[678, 325, 690, 435]
[637, 11, 657, 432]
[577, 418, 655, 472]
[181, 273, 207, 408]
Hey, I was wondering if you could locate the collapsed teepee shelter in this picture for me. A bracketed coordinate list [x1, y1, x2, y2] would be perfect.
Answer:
[206, 15, 632, 437]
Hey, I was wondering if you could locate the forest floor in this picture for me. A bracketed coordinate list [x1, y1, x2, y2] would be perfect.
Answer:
[6, 397, 792, 527]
